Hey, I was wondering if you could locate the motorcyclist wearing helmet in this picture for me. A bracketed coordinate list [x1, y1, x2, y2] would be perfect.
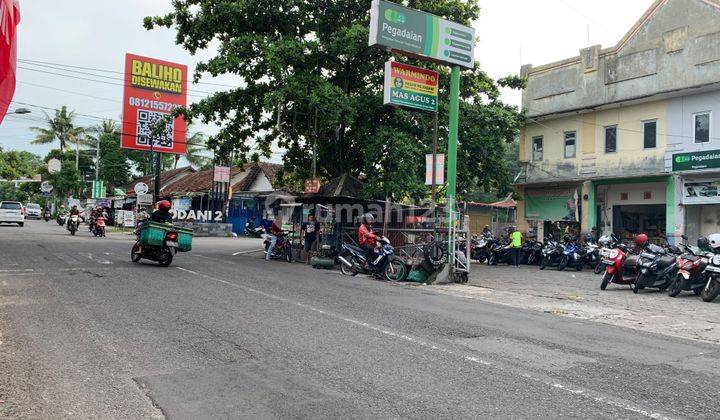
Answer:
[151, 200, 173, 224]
[69, 204, 80, 216]
[358, 213, 378, 264]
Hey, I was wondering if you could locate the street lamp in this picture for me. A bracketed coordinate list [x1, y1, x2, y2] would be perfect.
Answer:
[8, 108, 31, 115]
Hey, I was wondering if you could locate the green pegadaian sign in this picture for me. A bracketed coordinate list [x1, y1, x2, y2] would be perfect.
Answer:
[368, 0, 476, 69]
[672, 149, 720, 171]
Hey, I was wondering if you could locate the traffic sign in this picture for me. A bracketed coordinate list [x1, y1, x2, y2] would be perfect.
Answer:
[47, 158, 61, 174]
[40, 181, 54, 193]
[134, 182, 149, 195]
[137, 193, 154, 205]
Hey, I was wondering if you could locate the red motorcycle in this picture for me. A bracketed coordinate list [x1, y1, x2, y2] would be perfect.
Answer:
[668, 236, 710, 297]
[600, 242, 640, 290]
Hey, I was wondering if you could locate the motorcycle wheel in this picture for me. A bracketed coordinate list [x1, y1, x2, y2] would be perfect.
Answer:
[384, 258, 407, 282]
[701, 279, 720, 302]
[130, 243, 142, 263]
[633, 275, 644, 294]
[558, 256, 567, 271]
[487, 254, 497, 266]
[575, 261, 583, 272]
[594, 263, 604, 275]
[340, 255, 358, 276]
[70, 229, 76, 236]
[539, 257, 548, 270]
[285, 247, 293, 263]
[600, 272, 612, 290]
[158, 249, 173, 267]
[668, 275, 683, 297]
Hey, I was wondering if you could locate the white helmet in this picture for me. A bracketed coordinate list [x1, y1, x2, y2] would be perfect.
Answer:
[708, 233, 720, 250]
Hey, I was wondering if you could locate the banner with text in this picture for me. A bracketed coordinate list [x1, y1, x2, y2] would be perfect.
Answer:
[524, 187, 579, 222]
[384, 61, 438, 112]
[121, 53, 187, 154]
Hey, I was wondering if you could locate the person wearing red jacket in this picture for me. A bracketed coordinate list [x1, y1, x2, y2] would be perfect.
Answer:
[358, 213, 378, 264]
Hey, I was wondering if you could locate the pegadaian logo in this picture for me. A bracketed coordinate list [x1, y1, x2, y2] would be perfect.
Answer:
[675, 155, 691, 163]
[384, 8, 406, 24]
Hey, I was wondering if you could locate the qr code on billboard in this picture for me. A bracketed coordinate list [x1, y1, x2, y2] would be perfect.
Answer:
[136, 109, 173, 148]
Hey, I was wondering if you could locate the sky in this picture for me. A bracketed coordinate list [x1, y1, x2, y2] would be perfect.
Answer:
[0, 0, 655, 161]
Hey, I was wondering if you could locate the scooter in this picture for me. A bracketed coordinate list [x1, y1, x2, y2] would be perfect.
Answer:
[668, 236, 710, 298]
[632, 243, 677, 293]
[520, 239, 543, 265]
[600, 241, 641, 290]
[338, 236, 407, 281]
[43, 210, 51, 222]
[472, 235, 491, 263]
[558, 238, 582, 271]
[487, 238, 513, 265]
[56, 213, 67, 226]
[93, 215, 107, 237]
[245, 220, 265, 238]
[66, 215, 80, 236]
[131, 229, 182, 267]
[700, 254, 720, 302]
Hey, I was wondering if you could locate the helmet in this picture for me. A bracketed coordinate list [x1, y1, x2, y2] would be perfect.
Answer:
[60, 205, 65, 209]
[708, 234, 720, 250]
[698, 237, 710, 249]
[635, 233, 649, 247]
[472, 234, 478, 239]
[158, 200, 172, 211]
[362, 213, 374, 224]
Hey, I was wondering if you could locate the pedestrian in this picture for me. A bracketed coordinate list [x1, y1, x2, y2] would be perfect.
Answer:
[301, 212, 320, 261]
[510, 226, 522, 267]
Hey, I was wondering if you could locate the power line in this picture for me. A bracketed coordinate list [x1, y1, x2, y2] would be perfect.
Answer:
[19, 58, 244, 89]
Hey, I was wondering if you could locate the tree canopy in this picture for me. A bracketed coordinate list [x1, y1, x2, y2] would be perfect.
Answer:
[145, 0, 524, 201]
[30, 106, 85, 153]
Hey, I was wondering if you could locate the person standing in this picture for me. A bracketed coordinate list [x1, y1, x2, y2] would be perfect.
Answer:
[301, 213, 320, 260]
[510, 226, 522, 267]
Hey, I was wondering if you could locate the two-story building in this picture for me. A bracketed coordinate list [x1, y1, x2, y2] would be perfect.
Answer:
[516, 0, 720, 244]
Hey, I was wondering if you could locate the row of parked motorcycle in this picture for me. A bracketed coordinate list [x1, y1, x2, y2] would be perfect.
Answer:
[471, 232, 720, 303]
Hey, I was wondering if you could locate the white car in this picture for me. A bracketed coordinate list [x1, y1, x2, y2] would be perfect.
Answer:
[0, 201, 25, 226]
[25, 203, 42, 219]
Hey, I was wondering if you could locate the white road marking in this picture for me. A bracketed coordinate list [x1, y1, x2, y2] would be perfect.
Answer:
[0, 269, 34, 273]
[231, 249, 264, 256]
[83, 253, 112, 265]
[174, 266, 674, 420]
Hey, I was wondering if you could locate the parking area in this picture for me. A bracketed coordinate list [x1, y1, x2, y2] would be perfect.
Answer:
[431, 263, 720, 344]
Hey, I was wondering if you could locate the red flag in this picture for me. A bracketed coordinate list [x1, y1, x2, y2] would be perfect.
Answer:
[0, 0, 20, 125]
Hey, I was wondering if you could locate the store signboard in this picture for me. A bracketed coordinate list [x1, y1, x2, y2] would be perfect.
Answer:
[525, 187, 578, 222]
[121, 53, 188, 154]
[681, 178, 720, 205]
[672, 149, 720, 171]
[369, 0, 476, 69]
[213, 166, 231, 183]
[384, 61, 438, 112]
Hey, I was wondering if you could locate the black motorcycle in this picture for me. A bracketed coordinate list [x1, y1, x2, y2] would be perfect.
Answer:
[43, 210, 51, 222]
[131, 230, 180, 267]
[264, 231, 293, 262]
[539, 237, 564, 270]
[487, 237, 512, 265]
[245, 219, 265, 238]
[632, 243, 677, 293]
[338, 236, 407, 281]
[520, 239, 543, 265]
[471, 234, 492, 263]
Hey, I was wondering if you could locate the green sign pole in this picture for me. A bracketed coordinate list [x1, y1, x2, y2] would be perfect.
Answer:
[446, 66, 460, 259]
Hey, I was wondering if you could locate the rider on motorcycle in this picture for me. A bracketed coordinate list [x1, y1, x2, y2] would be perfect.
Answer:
[265, 216, 283, 261]
[358, 213, 378, 265]
[151, 200, 173, 223]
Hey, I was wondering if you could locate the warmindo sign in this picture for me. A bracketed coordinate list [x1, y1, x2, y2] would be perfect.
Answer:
[384, 61, 438, 112]
[369, 0, 476, 69]
[121, 53, 188, 154]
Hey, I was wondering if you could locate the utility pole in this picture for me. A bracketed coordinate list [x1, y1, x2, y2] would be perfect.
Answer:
[95, 135, 100, 182]
[446, 66, 461, 266]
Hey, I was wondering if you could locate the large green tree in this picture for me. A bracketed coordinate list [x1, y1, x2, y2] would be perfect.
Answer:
[0, 147, 42, 180]
[86, 120, 133, 188]
[145, 0, 523, 201]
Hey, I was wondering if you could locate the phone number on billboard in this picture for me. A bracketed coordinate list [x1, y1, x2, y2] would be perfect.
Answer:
[128, 97, 179, 112]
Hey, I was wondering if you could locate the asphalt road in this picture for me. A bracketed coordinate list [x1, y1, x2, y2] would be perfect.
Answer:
[1, 221, 719, 419]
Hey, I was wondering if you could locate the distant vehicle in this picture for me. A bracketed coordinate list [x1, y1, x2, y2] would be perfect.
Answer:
[0, 201, 25, 226]
[25, 203, 42, 219]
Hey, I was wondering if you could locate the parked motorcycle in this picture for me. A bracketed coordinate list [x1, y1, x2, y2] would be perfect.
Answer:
[539, 237, 564, 270]
[668, 236, 710, 298]
[245, 219, 265, 238]
[600, 241, 640, 290]
[66, 215, 80, 236]
[338, 236, 407, 281]
[583, 241, 601, 272]
[596, 234, 621, 274]
[487, 237, 512, 265]
[520, 238, 543, 265]
[558, 237, 582, 271]
[471, 234, 491, 263]
[632, 243, 677, 293]
[697, 234, 720, 302]
[264, 231, 293, 262]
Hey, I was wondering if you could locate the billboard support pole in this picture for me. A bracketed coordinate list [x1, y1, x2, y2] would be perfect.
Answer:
[446, 66, 461, 267]
[153, 149, 161, 201]
[431, 110, 438, 209]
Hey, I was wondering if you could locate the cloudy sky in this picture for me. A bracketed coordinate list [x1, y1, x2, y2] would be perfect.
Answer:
[0, 0, 654, 159]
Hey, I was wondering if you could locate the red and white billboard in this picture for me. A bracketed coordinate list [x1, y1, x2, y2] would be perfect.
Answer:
[121, 53, 187, 154]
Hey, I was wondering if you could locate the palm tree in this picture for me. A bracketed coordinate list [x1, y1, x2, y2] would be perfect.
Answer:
[86, 119, 119, 141]
[173, 128, 209, 169]
[30, 106, 85, 152]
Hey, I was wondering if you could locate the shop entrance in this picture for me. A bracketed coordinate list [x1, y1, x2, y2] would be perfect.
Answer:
[612, 204, 666, 243]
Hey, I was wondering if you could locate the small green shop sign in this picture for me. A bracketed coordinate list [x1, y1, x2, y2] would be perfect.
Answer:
[672, 149, 720, 171]
[368, 0, 476, 69]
